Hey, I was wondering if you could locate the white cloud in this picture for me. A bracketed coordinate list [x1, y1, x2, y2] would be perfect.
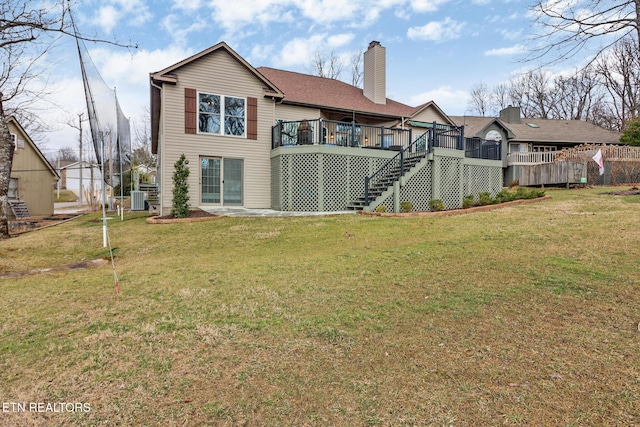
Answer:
[88, 0, 152, 33]
[472, 0, 491, 5]
[407, 18, 465, 42]
[161, 14, 207, 45]
[249, 44, 275, 63]
[209, 0, 294, 32]
[89, 46, 195, 86]
[92, 6, 120, 34]
[327, 33, 355, 48]
[278, 34, 328, 67]
[407, 86, 469, 115]
[171, 0, 203, 11]
[409, 0, 450, 13]
[499, 28, 523, 41]
[484, 44, 526, 56]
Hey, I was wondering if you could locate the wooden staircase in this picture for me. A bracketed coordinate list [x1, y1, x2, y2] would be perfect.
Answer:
[9, 200, 30, 219]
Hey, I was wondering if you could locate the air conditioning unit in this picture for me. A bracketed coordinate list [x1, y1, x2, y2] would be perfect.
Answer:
[131, 190, 146, 211]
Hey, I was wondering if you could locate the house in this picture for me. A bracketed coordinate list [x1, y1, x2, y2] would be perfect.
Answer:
[451, 106, 623, 186]
[59, 160, 104, 204]
[7, 116, 59, 217]
[150, 41, 504, 213]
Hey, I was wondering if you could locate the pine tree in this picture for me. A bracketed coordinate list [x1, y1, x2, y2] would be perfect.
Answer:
[620, 118, 640, 146]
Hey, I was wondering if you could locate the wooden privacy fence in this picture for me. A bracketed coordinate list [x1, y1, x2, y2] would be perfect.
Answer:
[555, 144, 640, 161]
[515, 161, 586, 187]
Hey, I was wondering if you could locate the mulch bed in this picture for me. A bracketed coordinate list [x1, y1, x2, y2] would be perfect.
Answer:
[359, 195, 552, 218]
[603, 186, 640, 196]
[146, 208, 222, 224]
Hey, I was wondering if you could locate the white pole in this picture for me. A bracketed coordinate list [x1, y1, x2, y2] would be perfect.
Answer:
[56, 158, 60, 199]
[78, 113, 83, 208]
[101, 132, 107, 248]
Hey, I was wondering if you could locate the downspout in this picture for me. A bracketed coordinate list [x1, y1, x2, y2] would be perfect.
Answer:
[150, 79, 163, 216]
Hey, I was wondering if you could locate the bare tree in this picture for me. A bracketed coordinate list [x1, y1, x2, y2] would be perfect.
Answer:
[308, 50, 343, 80]
[528, 0, 640, 65]
[467, 83, 492, 116]
[550, 67, 604, 121]
[0, 1, 136, 238]
[492, 83, 510, 114]
[0, 99, 15, 238]
[508, 70, 553, 118]
[596, 38, 640, 130]
[350, 48, 364, 87]
[132, 108, 156, 169]
[56, 146, 78, 162]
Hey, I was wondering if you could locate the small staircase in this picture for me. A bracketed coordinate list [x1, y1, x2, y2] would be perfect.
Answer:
[346, 153, 426, 211]
[9, 200, 30, 219]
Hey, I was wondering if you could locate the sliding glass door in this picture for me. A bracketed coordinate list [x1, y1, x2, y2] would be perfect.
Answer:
[200, 157, 243, 205]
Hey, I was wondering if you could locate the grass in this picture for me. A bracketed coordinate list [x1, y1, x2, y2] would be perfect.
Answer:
[1, 186, 639, 426]
[53, 190, 78, 203]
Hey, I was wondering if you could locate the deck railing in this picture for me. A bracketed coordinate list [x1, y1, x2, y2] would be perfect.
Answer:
[507, 151, 558, 165]
[272, 119, 412, 150]
[272, 119, 502, 162]
[465, 137, 502, 160]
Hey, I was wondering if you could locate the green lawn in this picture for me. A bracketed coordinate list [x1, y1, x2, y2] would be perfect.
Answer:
[1, 187, 639, 426]
[53, 189, 79, 203]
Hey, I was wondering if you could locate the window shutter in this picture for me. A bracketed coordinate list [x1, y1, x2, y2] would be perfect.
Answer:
[185, 88, 197, 134]
[247, 97, 258, 140]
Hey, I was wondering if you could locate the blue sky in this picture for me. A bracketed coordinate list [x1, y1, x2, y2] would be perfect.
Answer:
[37, 0, 583, 154]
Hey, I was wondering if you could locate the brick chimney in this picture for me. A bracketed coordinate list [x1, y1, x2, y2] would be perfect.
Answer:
[363, 41, 386, 105]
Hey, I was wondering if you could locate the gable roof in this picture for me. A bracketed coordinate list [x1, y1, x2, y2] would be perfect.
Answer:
[150, 42, 284, 98]
[450, 115, 622, 145]
[257, 67, 417, 119]
[450, 116, 514, 139]
[149, 42, 285, 153]
[7, 116, 59, 179]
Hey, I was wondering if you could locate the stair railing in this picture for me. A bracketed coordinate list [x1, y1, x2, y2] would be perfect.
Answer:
[364, 131, 429, 206]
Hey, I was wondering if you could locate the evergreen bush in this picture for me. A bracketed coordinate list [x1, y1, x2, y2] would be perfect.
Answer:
[171, 154, 190, 218]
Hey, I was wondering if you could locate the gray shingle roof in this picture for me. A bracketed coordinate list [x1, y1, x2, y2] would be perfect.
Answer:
[450, 116, 622, 145]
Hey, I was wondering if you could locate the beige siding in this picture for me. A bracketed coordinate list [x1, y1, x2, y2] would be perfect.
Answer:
[158, 49, 276, 212]
[411, 105, 448, 124]
[8, 121, 57, 216]
[363, 44, 386, 105]
[274, 104, 320, 122]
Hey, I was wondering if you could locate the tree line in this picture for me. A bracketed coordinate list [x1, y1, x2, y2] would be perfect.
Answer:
[467, 39, 640, 132]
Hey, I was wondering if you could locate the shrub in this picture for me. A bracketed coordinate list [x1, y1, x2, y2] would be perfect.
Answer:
[494, 189, 516, 204]
[428, 199, 445, 212]
[375, 205, 387, 213]
[462, 195, 475, 209]
[478, 192, 494, 206]
[400, 201, 413, 213]
[171, 154, 190, 218]
[509, 179, 519, 188]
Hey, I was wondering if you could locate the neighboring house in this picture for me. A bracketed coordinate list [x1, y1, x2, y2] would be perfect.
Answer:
[59, 160, 104, 202]
[150, 41, 503, 213]
[451, 107, 623, 186]
[7, 116, 59, 217]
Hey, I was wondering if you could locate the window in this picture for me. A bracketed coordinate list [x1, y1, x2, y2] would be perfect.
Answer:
[10, 133, 16, 151]
[198, 93, 245, 136]
[8, 178, 18, 198]
[509, 143, 528, 153]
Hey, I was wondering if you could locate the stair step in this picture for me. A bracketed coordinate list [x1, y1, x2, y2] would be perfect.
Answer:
[350, 153, 428, 209]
